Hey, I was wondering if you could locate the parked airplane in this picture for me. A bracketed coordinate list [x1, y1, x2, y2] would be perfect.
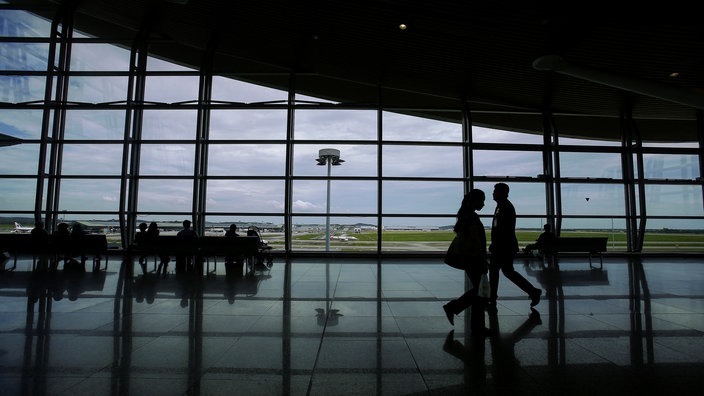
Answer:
[330, 234, 357, 241]
[13, 222, 33, 233]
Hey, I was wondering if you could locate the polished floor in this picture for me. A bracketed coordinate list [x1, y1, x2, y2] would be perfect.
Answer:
[1, 254, 703, 396]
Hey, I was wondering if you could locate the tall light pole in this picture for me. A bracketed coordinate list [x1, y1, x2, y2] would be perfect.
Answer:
[316, 148, 344, 251]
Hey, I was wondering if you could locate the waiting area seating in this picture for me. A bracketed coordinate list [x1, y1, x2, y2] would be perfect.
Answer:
[531, 236, 608, 270]
[0, 233, 108, 272]
[128, 235, 264, 275]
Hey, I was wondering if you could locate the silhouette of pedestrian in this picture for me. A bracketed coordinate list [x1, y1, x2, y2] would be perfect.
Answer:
[488, 183, 542, 312]
[442, 189, 494, 337]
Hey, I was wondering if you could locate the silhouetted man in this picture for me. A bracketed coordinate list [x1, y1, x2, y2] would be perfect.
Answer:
[488, 183, 542, 311]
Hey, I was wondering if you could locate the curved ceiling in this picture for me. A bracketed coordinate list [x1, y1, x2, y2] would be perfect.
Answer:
[18, 1, 704, 141]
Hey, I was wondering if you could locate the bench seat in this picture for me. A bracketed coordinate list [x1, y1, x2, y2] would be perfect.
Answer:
[542, 236, 608, 270]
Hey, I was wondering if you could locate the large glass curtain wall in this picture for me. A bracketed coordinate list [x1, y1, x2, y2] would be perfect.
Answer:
[1, 6, 702, 254]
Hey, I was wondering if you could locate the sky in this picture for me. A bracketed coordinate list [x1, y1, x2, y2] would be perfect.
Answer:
[0, 9, 702, 230]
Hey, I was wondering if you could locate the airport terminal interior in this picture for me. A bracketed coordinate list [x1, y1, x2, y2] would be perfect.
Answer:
[0, 256, 703, 395]
[1, 1, 704, 395]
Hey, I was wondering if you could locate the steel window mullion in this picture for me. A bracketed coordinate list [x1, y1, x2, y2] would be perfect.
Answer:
[122, 32, 149, 247]
[552, 118, 563, 236]
[284, 74, 296, 253]
[194, 43, 214, 236]
[44, 6, 74, 232]
[377, 87, 383, 253]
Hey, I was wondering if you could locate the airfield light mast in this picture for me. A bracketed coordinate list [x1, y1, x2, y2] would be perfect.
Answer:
[316, 148, 344, 251]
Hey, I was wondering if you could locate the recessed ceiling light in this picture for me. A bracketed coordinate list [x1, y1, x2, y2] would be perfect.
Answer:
[399, 24, 407, 30]
[669, 72, 680, 77]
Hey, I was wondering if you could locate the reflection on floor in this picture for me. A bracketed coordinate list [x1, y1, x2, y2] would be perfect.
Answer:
[1, 255, 703, 395]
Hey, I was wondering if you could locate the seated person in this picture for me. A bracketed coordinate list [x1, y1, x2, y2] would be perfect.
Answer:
[135, 222, 149, 273]
[224, 224, 244, 276]
[147, 222, 170, 276]
[69, 222, 88, 271]
[51, 222, 71, 271]
[176, 219, 199, 273]
[31, 221, 51, 270]
[524, 223, 556, 257]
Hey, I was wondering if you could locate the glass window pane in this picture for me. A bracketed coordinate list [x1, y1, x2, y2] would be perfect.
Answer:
[139, 144, 194, 176]
[206, 180, 285, 213]
[294, 109, 377, 140]
[559, 136, 621, 146]
[67, 76, 128, 103]
[291, 216, 378, 252]
[645, 185, 704, 216]
[382, 181, 463, 214]
[643, 154, 700, 179]
[141, 110, 197, 140]
[293, 144, 377, 177]
[211, 76, 287, 103]
[208, 144, 285, 176]
[203, 215, 283, 230]
[61, 144, 123, 175]
[209, 109, 287, 140]
[292, 180, 377, 214]
[383, 145, 462, 177]
[0, 10, 52, 37]
[64, 110, 125, 140]
[381, 216, 456, 253]
[144, 76, 200, 103]
[643, 222, 704, 252]
[138, 179, 193, 212]
[559, 152, 622, 178]
[0, 109, 43, 139]
[383, 111, 461, 142]
[559, 218, 626, 251]
[70, 43, 130, 71]
[643, 141, 698, 148]
[0, 143, 38, 175]
[473, 182, 547, 219]
[0, 42, 49, 70]
[147, 54, 196, 72]
[0, 75, 46, 103]
[473, 150, 543, 177]
[58, 179, 120, 211]
[0, 178, 40, 211]
[473, 126, 543, 144]
[559, 183, 624, 216]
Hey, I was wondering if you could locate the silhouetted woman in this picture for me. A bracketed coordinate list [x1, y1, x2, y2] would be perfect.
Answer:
[443, 189, 494, 337]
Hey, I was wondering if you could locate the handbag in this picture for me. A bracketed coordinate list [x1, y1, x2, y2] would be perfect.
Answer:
[443, 236, 468, 270]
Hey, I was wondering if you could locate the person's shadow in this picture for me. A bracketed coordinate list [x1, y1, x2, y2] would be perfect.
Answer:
[443, 308, 542, 392]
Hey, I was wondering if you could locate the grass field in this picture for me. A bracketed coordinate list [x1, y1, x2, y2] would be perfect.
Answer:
[1, 224, 701, 252]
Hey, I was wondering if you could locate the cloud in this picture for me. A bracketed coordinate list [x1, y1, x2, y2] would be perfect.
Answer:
[293, 200, 322, 212]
